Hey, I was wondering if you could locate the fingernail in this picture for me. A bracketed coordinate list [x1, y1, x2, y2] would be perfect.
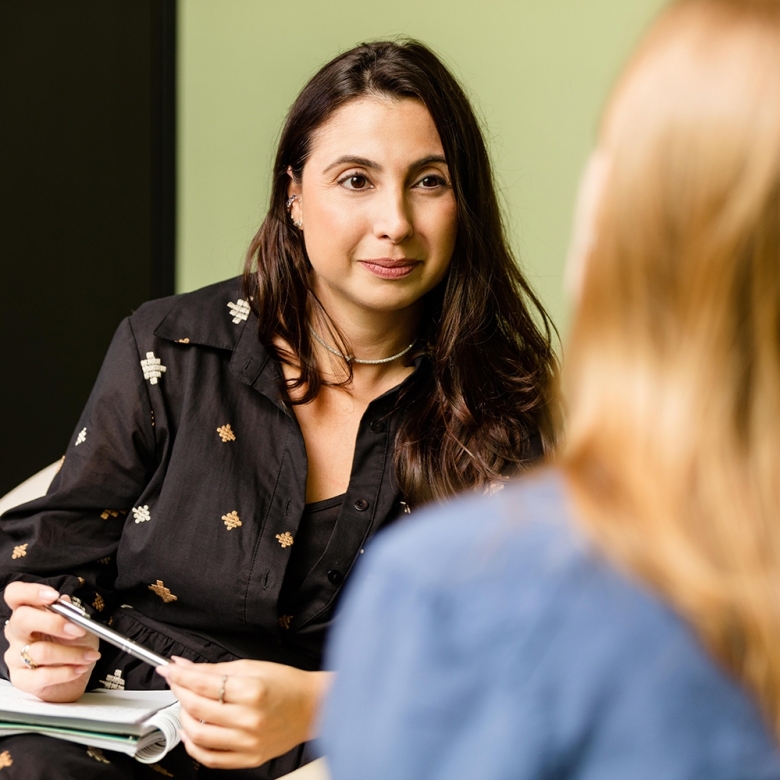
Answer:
[62, 622, 86, 637]
[39, 587, 59, 601]
[156, 666, 169, 677]
[84, 650, 101, 661]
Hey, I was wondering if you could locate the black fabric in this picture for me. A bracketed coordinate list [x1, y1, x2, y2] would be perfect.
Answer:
[0, 277, 543, 777]
[0, 735, 309, 779]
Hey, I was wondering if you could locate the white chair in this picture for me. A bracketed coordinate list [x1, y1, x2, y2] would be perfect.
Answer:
[0, 461, 60, 516]
[0, 464, 331, 780]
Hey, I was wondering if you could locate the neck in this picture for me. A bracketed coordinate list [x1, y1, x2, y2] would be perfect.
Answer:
[309, 302, 421, 384]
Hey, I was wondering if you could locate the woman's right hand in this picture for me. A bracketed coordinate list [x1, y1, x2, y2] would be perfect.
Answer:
[3, 582, 100, 702]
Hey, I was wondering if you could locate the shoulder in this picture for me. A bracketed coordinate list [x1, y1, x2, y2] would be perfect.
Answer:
[124, 277, 248, 351]
[329, 469, 780, 778]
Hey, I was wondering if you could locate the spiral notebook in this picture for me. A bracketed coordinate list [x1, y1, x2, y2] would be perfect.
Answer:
[0, 680, 181, 763]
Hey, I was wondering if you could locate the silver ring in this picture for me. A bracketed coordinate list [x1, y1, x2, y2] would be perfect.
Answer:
[20, 644, 38, 670]
[218, 674, 227, 704]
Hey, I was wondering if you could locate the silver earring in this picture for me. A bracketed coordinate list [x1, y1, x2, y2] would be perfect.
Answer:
[286, 195, 302, 228]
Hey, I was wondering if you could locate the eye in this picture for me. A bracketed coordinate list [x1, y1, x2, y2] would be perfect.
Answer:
[416, 174, 448, 189]
[339, 174, 372, 190]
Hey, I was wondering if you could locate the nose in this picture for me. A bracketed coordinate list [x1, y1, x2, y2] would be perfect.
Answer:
[373, 188, 414, 243]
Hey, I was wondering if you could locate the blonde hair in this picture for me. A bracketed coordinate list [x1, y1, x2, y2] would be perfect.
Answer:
[563, 0, 780, 735]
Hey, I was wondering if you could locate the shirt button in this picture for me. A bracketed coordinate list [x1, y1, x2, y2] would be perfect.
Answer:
[369, 419, 386, 433]
[354, 498, 369, 511]
[327, 569, 344, 585]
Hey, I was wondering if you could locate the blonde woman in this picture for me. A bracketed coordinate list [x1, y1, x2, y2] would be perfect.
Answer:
[321, 1, 780, 777]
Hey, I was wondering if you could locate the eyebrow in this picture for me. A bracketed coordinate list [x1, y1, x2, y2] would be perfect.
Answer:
[322, 154, 449, 174]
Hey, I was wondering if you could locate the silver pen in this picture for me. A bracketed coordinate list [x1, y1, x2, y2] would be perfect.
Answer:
[46, 597, 170, 668]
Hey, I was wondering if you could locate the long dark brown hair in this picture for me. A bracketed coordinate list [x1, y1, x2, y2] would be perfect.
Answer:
[243, 39, 557, 506]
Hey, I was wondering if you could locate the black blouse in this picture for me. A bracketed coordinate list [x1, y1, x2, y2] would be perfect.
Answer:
[0, 278, 415, 675]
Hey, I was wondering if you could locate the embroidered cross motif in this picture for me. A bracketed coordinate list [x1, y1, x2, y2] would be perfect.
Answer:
[227, 299, 250, 324]
[278, 615, 293, 630]
[75, 428, 87, 446]
[151, 765, 174, 777]
[87, 747, 110, 764]
[149, 580, 178, 603]
[100, 669, 125, 690]
[217, 424, 236, 443]
[276, 532, 294, 548]
[101, 509, 120, 520]
[11, 544, 27, 560]
[93, 594, 105, 611]
[0, 750, 12, 768]
[71, 596, 84, 609]
[140, 352, 167, 385]
[98, 556, 112, 565]
[132, 505, 151, 524]
[222, 511, 242, 530]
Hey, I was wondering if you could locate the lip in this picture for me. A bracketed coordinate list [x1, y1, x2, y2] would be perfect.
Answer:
[358, 258, 421, 280]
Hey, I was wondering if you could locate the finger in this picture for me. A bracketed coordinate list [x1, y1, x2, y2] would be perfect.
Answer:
[3, 582, 59, 611]
[9, 639, 100, 671]
[8, 605, 87, 642]
[8, 660, 94, 690]
[180, 731, 243, 770]
[161, 663, 231, 699]
[180, 709, 254, 753]
[169, 681, 256, 731]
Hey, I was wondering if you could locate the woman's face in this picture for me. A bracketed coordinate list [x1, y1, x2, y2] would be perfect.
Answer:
[288, 96, 458, 320]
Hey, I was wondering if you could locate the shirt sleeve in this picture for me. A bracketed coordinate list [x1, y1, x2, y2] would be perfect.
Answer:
[318, 535, 552, 780]
[0, 316, 158, 671]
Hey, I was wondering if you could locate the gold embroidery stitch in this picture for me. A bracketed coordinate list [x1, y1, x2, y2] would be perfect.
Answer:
[56, 455, 66, 473]
[93, 594, 105, 611]
[100, 669, 125, 690]
[149, 580, 178, 603]
[276, 532, 294, 548]
[151, 765, 174, 777]
[0, 750, 12, 768]
[217, 424, 236, 443]
[98, 556, 111, 565]
[87, 747, 110, 764]
[222, 511, 242, 530]
[11, 545, 27, 560]
[100, 509, 120, 520]
[77, 577, 86, 586]
[176, 338, 190, 344]
[278, 615, 293, 630]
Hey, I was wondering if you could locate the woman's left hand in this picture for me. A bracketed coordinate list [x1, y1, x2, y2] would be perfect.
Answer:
[157, 657, 331, 769]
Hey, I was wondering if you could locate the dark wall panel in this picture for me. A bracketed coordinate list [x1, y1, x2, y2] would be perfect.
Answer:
[0, 1, 175, 496]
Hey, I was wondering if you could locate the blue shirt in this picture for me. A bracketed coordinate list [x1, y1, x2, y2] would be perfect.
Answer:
[321, 471, 780, 780]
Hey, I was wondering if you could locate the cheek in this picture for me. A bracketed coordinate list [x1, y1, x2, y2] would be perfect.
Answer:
[302, 197, 362, 265]
[424, 199, 459, 261]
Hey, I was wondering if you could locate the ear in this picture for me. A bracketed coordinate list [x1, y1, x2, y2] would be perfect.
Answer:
[286, 167, 303, 227]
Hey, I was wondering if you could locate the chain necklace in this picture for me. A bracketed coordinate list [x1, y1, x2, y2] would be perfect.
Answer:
[308, 326, 415, 365]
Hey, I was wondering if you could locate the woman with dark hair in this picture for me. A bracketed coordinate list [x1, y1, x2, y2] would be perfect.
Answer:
[0, 39, 555, 777]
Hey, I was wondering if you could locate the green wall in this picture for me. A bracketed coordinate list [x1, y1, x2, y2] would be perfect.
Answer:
[178, 0, 667, 329]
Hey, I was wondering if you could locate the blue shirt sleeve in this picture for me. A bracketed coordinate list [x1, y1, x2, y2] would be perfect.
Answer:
[320, 474, 780, 780]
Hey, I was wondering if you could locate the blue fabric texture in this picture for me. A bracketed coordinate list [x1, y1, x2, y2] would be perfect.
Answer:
[321, 470, 780, 780]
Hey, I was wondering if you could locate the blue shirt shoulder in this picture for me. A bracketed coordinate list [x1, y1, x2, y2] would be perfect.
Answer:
[322, 470, 780, 780]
